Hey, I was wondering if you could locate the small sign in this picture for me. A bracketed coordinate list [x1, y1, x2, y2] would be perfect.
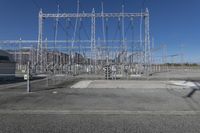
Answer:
[24, 75, 28, 80]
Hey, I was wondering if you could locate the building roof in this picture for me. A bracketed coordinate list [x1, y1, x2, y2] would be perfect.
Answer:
[0, 50, 14, 63]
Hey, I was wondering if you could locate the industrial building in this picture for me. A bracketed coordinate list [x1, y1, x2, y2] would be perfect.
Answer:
[0, 50, 16, 80]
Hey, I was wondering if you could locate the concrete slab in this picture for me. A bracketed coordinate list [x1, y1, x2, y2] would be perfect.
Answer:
[71, 80, 176, 89]
[71, 80, 93, 89]
[130, 74, 142, 77]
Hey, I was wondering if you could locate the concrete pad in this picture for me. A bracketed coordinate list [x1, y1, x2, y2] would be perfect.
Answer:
[71, 80, 173, 89]
[0, 79, 200, 114]
[90, 80, 168, 89]
[130, 74, 142, 77]
[71, 80, 93, 89]
[72, 80, 200, 90]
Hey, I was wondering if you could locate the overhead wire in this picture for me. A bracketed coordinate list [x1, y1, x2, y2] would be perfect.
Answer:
[141, 0, 147, 11]
[55, 1, 71, 39]
[31, 0, 40, 10]
[113, 18, 121, 42]
[72, 0, 80, 48]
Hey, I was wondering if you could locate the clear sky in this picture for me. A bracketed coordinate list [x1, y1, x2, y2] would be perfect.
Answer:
[0, 0, 200, 63]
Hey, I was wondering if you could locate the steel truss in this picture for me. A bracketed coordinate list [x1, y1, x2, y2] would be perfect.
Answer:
[36, 8, 151, 74]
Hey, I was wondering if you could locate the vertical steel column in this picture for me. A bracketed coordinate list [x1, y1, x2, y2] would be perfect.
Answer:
[122, 5, 126, 65]
[144, 8, 150, 75]
[71, 0, 80, 75]
[19, 38, 22, 70]
[139, 11, 143, 75]
[27, 61, 30, 93]
[91, 8, 96, 73]
[151, 37, 154, 73]
[101, 2, 106, 61]
[54, 5, 60, 74]
[45, 38, 48, 72]
[37, 9, 43, 73]
[31, 45, 34, 72]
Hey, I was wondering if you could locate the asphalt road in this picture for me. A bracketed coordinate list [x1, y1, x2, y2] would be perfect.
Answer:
[1, 114, 200, 133]
[0, 77, 200, 133]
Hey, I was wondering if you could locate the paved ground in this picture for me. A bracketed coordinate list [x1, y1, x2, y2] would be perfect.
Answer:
[1, 114, 200, 133]
[0, 77, 200, 133]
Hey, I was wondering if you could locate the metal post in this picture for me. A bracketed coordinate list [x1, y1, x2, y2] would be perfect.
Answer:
[91, 8, 96, 74]
[144, 8, 150, 76]
[44, 38, 48, 72]
[53, 5, 60, 75]
[27, 61, 30, 93]
[139, 10, 143, 75]
[101, 2, 106, 62]
[37, 9, 43, 73]
[71, 0, 80, 75]
[19, 38, 22, 71]
[122, 4, 126, 65]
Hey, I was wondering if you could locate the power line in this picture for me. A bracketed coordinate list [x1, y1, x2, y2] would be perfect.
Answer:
[141, 0, 147, 10]
[31, 0, 70, 40]
[122, 0, 125, 7]
[55, 0, 65, 13]
[55, 1, 81, 39]
[31, 0, 40, 10]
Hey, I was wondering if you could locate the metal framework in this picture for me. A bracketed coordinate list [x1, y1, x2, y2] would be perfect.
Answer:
[36, 7, 151, 75]
[0, 3, 193, 79]
[37, 10, 43, 72]
[0, 4, 152, 77]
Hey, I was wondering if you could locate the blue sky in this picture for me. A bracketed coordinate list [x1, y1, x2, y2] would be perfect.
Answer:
[0, 0, 200, 62]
